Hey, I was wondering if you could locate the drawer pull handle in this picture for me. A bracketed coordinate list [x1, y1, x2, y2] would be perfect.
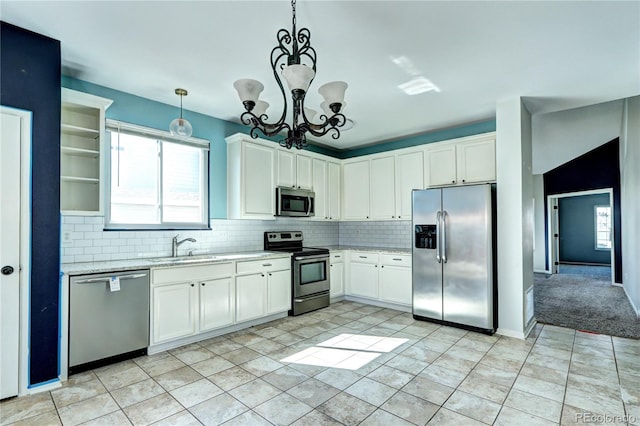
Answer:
[392, 258, 402, 261]
[262, 263, 272, 267]
[359, 256, 367, 259]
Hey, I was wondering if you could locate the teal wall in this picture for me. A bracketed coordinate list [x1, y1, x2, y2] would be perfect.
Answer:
[62, 77, 495, 218]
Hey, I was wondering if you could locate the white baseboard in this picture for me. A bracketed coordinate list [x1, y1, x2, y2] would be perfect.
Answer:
[621, 285, 640, 318]
[533, 269, 549, 274]
[496, 327, 526, 339]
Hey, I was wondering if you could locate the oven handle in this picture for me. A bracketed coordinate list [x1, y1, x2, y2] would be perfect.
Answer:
[294, 293, 328, 303]
[294, 254, 329, 261]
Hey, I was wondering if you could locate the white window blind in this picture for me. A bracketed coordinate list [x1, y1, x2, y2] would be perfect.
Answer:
[106, 120, 209, 229]
[594, 205, 612, 250]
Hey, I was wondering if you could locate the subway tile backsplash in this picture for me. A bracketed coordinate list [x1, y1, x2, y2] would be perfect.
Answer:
[61, 216, 412, 264]
[338, 221, 412, 249]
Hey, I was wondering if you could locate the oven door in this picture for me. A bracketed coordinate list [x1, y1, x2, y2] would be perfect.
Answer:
[293, 254, 330, 297]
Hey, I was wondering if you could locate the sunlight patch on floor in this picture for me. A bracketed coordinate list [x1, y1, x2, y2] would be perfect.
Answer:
[280, 334, 409, 370]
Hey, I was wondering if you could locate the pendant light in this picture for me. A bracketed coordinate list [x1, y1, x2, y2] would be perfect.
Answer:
[169, 88, 193, 137]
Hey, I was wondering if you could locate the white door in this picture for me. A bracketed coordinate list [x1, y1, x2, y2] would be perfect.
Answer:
[1, 110, 22, 399]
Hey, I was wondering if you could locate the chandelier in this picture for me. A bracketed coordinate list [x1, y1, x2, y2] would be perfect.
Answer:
[233, 0, 348, 150]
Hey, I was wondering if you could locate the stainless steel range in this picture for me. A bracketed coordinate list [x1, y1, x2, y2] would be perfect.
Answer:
[264, 231, 330, 316]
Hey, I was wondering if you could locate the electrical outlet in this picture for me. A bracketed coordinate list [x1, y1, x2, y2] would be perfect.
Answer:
[62, 231, 72, 243]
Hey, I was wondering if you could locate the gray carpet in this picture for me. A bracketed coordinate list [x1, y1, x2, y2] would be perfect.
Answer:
[534, 273, 640, 339]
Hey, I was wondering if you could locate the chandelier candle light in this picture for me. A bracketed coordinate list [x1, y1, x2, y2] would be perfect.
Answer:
[169, 88, 193, 137]
[233, 0, 348, 150]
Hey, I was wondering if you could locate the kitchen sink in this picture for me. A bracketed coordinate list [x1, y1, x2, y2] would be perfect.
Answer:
[146, 252, 277, 264]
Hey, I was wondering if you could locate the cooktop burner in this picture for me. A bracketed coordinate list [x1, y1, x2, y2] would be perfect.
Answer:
[263, 231, 329, 256]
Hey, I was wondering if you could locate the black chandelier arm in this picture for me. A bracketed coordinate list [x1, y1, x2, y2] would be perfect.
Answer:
[240, 111, 291, 139]
[301, 112, 346, 137]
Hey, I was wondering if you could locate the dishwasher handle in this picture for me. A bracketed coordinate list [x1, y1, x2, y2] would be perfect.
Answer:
[74, 273, 148, 284]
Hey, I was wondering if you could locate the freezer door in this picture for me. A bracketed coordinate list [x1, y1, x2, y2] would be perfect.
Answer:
[441, 185, 493, 329]
[412, 189, 443, 320]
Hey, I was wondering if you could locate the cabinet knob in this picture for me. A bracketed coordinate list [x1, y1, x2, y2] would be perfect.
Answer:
[366, 216, 369, 219]
[190, 283, 195, 287]
[201, 282, 205, 286]
[462, 179, 466, 183]
[398, 216, 401, 218]
[381, 265, 384, 268]
[452, 180, 455, 183]
[392, 216, 395, 218]
[268, 273, 272, 276]
[261, 273, 265, 277]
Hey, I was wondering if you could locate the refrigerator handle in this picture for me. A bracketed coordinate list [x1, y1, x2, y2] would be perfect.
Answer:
[442, 210, 448, 263]
[435, 211, 442, 263]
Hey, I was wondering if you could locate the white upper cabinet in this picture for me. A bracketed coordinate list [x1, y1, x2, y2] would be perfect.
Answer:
[60, 88, 112, 215]
[396, 151, 424, 220]
[312, 158, 328, 220]
[424, 145, 457, 187]
[370, 155, 396, 220]
[276, 151, 313, 190]
[342, 159, 370, 220]
[456, 137, 496, 184]
[327, 161, 341, 220]
[425, 134, 496, 187]
[227, 135, 276, 220]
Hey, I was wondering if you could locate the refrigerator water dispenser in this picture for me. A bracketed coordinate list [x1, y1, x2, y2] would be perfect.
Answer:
[415, 225, 437, 249]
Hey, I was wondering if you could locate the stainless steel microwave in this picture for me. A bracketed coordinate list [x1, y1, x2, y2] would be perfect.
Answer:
[276, 187, 315, 217]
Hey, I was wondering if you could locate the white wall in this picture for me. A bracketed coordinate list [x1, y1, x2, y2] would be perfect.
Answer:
[496, 97, 534, 338]
[532, 99, 624, 174]
[532, 174, 546, 272]
[619, 96, 640, 315]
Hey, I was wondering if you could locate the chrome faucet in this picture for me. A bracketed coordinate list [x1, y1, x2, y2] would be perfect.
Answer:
[172, 234, 196, 257]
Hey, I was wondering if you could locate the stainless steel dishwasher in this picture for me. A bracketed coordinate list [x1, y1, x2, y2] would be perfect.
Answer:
[69, 270, 149, 374]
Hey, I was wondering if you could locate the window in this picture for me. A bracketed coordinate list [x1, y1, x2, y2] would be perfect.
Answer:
[595, 205, 612, 250]
[106, 120, 209, 229]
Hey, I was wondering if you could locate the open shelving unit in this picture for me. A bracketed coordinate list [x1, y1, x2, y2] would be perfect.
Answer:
[60, 88, 113, 215]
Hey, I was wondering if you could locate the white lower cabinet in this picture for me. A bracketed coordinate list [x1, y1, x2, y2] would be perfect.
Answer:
[199, 277, 235, 332]
[267, 269, 291, 314]
[344, 251, 412, 307]
[348, 252, 379, 299]
[152, 282, 197, 344]
[380, 254, 412, 305]
[236, 257, 291, 322]
[151, 256, 290, 348]
[235, 274, 267, 322]
[329, 251, 345, 298]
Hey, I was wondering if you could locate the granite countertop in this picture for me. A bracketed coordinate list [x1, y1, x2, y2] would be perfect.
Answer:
[61, 251, 291, 275]
[324, 245, 411, 255]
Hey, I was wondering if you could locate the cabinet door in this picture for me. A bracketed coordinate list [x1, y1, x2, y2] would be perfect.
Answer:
[330, 261, 344, 298]
[243, 142, 275, 217]
[327, 161, 341, 220]
[348, 262, 379, 299]
[456, 138, 496, 184]
[343, 160, 370, 220]
[396, 151, 424, 220]
[370, 155, 396, 220]
[152, 282, 196, 344]
[425, 145, 457, 187]
[277, 150, 296, 188]
[312, 159, 328, 220]
[380, 265, 412, 305]
[296, 154, 313, 190]
[199, 277, 234, 332]
[267, 269, 291, 314]
[236, 274, 267, 322]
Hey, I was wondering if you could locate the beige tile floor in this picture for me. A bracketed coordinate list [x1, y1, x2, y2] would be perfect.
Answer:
[2, 301, 639, 425]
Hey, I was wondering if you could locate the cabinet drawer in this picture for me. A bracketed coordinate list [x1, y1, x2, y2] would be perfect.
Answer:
[152, 262, 233, 285]
[330, 251, 344, 262]
[381, 254, 411, 266]
[236, 257, 290, 274]
[350, 252, 379, 264]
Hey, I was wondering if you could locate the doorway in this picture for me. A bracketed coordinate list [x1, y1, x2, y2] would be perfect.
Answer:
[547, 189, 615, 282]
[0, 106, 32, 399]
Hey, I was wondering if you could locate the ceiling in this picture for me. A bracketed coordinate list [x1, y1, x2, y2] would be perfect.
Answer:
[2, 1, 639, 150]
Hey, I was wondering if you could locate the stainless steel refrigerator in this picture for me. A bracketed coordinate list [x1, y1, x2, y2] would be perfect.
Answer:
[412, 184, 497, 334]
